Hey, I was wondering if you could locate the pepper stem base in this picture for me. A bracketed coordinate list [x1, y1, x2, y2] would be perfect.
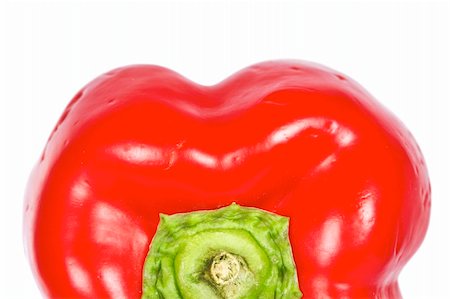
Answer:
[209, 252, 241, 286]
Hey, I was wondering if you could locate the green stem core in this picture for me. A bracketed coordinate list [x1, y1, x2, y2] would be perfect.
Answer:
[209, 252, 241, 286]
[141, 203, 302, 299]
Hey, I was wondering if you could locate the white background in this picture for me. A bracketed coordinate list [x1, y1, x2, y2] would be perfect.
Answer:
[1, 0, 449, 298]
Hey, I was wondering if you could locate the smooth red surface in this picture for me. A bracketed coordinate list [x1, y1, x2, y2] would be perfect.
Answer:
[25, 61, 430, 298]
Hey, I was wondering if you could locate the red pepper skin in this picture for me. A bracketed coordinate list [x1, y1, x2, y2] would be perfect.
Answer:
[24, 61, 430, 298]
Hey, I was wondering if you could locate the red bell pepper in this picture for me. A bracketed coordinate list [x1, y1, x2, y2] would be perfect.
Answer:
[24, 60, 431, 298]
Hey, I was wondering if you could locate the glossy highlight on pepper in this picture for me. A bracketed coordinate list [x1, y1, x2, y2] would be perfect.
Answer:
[24, 60, 431, 298]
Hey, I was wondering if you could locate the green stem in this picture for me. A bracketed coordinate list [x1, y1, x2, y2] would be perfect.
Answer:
[142, 203, 302, 299]
[209, 252, 241, 286]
